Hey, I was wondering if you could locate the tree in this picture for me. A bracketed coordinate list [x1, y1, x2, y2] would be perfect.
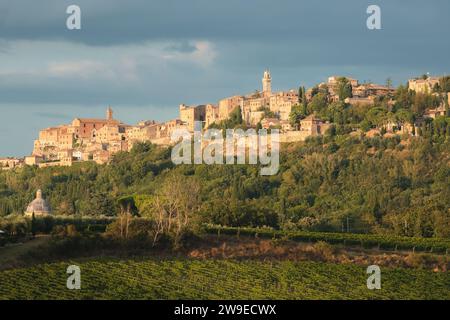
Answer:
[279, 197, 287, 227]
[31, 212, 37, 236]
[327, 101, 347, 124]
[337, 77, 353, 101]
[365, 107, 388, 127]
[309, 92, 328, 115]
[228, 106, 242, 125]
[395, 109, 414, 124]
[117, 209, 132, 239]
[439, 76, 450, 93]
[298, 86, 306, 104]
[310, 86, 319, 98]
[289, 104, 307, 127]
[412, 92, 440, 116]
[360, 119, 372, 132]
[386, 77, 393, 89]
[444, 94, 450, 117]
[151, 174, 201, 246]
[394, 85, 413, 111]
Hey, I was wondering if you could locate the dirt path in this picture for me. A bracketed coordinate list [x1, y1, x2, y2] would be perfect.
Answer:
[0, 235, 51, 270]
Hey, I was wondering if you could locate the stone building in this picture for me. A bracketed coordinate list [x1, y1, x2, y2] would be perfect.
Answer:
[424, 105, 447, 119]
[24, 189, 51, 217]
[126, 120, 159, 146]
[25, 155, 44, 166]
[278, 115, 330, 143]
[179, 104, 206, 131]
[299, 115, 331, 136]
[327, 76, 359, 100]
[328, 76, 359, 88]
[262, 70, 272, 96]
[218, 95, 244, 121]
[269, 90, 299, 121]
[149, 119, 190, 145]
[408, 77, 440, 93]
[57, 150, 73, 166]
[361, 84, 395, 97]
[242, 97, 267, 126]
[0, 158, 23, 170]
[95, 123, 126, 144]
[31, 107, 131, 165]
[344, 97, 375, 106]
[204, 104, 220, 128]
[71, 114, 120, 140]
[261, 118, 292, 131]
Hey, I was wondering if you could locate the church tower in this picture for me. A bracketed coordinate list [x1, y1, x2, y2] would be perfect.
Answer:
[106, 106, 113, 120]
[262, 70, 272, 96]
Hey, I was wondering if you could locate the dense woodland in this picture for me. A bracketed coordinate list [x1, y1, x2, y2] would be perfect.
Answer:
[0, 133, 449, 238]
[0, 81, 449, 238]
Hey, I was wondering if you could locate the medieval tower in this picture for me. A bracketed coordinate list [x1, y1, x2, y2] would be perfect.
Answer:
[262, 70, 272, 96]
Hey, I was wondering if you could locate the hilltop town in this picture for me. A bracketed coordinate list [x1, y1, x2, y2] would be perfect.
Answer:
[1, 72, 449, 170]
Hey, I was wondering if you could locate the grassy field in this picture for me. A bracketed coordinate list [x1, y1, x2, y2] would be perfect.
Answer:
[0, 235, 51, 269]
[0, 258, 448, 300]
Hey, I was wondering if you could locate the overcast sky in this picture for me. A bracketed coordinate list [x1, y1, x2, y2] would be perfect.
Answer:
[0, 0, 449, 156]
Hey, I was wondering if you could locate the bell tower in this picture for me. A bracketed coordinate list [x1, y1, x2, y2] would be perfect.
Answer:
[262, 70, 272, 96]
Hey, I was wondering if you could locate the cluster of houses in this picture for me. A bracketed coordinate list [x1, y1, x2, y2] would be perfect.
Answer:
[1, 72, 449, 170]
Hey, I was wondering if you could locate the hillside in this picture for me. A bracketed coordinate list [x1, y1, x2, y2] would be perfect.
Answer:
[1, 133, 449, 238]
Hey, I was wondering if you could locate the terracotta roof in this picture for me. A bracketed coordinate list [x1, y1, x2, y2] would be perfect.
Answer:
[76, 118, 119, 123]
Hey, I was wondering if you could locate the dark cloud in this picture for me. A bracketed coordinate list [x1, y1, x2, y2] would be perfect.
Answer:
[0, 0, 449, 156]
[1, 1, 449, 72]
[33, 111, 72, 120]
[165, 41, 198, 53]
[0, 1, 448, 45]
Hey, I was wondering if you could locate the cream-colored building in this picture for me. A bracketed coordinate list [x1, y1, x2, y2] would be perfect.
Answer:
[327, 76, 359, 99]
[205, 104, 219, 128]
[242, 97, 266, 126]
[344, 97, 375, 106]
[218, 95, 244, 121]
[328, 76, 359, 88]
[299, 115, 332, 136]
[31, 107, 132, 166]
[269, 90, 299, 121]
[262, 70, 272, 96]
[126, 121, 159, 144]
[0, 158, 23, 170]
[424, 105, 446, 119]
[25, 155, 44, 166]
[24, 189, 51, 217]
[408, 77, 440, 93]
[95, 123, 127, 144]
[57, 150, 74, 166]
[179, 104, 206, 131]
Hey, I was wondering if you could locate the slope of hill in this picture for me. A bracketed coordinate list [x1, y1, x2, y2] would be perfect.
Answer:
[1, 134, 449, 238]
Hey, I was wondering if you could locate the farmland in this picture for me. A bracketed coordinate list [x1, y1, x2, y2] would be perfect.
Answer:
[206, 226, 450, 253]
[0, 259, 448, 300]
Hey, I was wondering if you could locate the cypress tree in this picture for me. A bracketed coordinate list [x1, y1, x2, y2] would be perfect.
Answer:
[31, 212, 37, 237]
